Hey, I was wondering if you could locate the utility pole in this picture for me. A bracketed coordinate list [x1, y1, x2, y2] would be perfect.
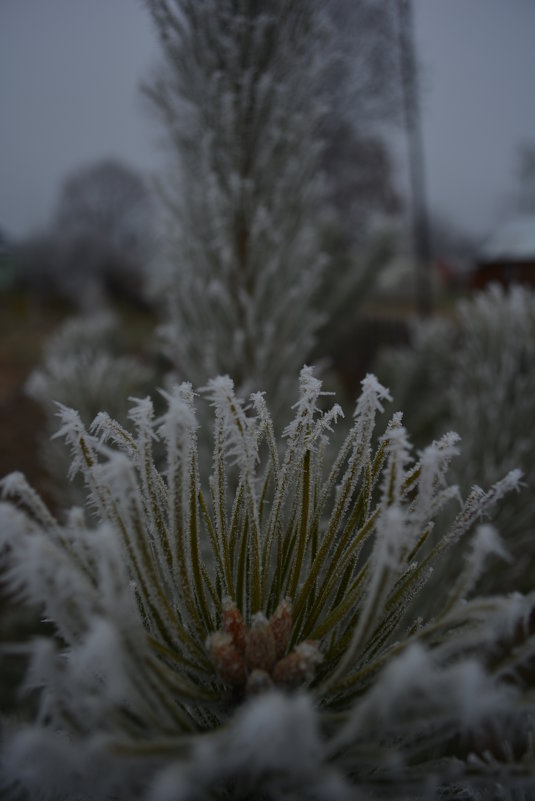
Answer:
[397, 0, 433, 315]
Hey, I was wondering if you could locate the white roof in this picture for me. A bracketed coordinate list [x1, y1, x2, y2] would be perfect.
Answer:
[479, 216, 535, 261]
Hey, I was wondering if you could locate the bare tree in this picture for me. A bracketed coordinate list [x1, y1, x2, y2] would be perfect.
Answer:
[325, 0, 404, 228]
[511, 142, 535, 215]
[52, 159, 156, 307]
[328, 0, 402, 123]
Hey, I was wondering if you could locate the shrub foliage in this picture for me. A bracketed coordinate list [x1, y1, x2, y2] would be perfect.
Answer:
[1, 369, 534, 799]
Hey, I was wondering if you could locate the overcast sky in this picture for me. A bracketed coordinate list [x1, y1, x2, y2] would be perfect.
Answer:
[0, 0, 534, 242]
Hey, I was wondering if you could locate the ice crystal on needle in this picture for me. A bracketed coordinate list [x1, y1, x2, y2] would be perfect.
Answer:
[1, 368, 534, 800]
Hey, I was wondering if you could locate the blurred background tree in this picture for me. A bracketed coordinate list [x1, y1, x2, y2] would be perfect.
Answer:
[25, 312, 153, 508]
[52, 159, 156, 308]
[144, 0, 334, 418]
[143, 0, 404, 417]
[14, 159, 156, 310]
[375, 284, 535, 595]
[510, 141, 535, 215]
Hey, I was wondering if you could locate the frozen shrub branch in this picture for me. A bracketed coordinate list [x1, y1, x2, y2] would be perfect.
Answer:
[377, 283, 535, 592]
[1, 369, 534, 799]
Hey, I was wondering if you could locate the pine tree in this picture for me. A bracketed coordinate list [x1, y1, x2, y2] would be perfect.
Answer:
[144, 0, 333, 418]
[1, 369, 533, 799]
[376, 283, 535, 593]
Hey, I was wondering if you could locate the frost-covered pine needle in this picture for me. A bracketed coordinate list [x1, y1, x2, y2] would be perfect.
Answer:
[1, 368, 534, 800]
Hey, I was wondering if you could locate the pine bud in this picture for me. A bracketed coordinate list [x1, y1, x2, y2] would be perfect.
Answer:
[206, 631, 246, 687]
[273, 640, 323, 689]
[269, 598, 292, 659]
[222, 598, 247, 655]
[244, 613, 276, 672]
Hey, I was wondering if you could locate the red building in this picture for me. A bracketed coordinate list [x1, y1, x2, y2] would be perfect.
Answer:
[472, 216, 535, 289]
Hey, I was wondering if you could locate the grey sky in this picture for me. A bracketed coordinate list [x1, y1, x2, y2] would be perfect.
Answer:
[0, 0, 159, 238]
[0, 0, 534, 241]
[415, 0, 535, 238]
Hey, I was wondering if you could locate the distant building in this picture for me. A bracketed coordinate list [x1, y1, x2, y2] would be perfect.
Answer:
[472, 216, 535, 288]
